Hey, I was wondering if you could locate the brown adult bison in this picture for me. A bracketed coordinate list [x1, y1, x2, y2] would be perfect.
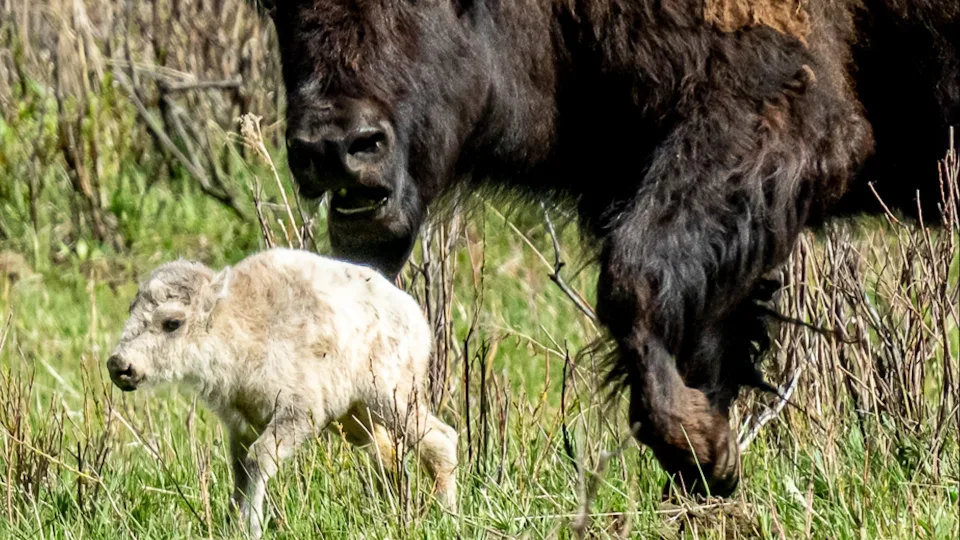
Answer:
[260, 0, 959, 495]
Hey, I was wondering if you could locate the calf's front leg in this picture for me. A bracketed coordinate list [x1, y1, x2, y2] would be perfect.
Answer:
[227, 422, 259, 519]
[239, 414, 313, 538]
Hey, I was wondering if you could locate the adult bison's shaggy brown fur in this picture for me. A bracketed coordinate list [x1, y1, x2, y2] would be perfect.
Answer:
[263, 0, 959, 495]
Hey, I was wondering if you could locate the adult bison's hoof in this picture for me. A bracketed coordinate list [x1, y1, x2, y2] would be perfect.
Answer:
[638, 386, 742, 499]
[660, 420, 741, 498]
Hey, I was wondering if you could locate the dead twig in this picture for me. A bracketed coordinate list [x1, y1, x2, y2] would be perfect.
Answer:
[542, 204, 598, 322]
[158, 77, 243, 93]
[570, 423, 640, 539]
[113, 71, 245, 219]
[738, 358, 807, 452]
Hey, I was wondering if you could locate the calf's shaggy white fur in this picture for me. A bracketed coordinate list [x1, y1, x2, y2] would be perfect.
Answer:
[107, 248, 457, 537]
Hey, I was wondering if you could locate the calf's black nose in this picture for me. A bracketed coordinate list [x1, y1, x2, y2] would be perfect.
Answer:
[107, 354, 140, 391]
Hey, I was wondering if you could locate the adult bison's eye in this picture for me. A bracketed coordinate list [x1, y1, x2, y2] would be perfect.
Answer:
[161, 319, 183, 333]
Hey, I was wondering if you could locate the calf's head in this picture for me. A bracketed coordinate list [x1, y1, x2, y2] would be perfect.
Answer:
[107, 261, 228, 391]
[270, 0, 494, 276]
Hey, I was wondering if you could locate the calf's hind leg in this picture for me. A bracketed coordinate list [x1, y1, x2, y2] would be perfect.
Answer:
[370, 398, 458, 511]
[412, 410, 458, 510]
[338, 404, 401, 495]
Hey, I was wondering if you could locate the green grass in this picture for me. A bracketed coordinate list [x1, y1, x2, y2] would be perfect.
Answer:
[0, 2, 955, 535]
[0, 115, 957, 537]
[0, 180, 957, 539]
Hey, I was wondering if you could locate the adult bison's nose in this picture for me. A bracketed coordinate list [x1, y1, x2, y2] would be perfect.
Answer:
[107, 354, 141, 392]
[286, 99, 395, 205]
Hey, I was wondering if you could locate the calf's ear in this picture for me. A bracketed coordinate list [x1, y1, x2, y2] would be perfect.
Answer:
[146, 278, 172, 303]
[198, 266, 232, 322]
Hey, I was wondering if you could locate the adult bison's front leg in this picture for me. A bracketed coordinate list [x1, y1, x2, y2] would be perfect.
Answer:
[592, 64, 848, 494]
[597, 218, 747, 497]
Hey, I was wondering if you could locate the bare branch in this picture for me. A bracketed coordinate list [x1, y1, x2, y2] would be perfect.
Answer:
[113, 71, 245, 219]
[542, 204, 598, 322]
[738, 360, 807, 451]
[158, 77, 243, 93]
[570, 423, 640, 539]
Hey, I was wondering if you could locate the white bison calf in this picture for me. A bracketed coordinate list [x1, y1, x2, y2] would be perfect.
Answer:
[107, 248, 457, 537]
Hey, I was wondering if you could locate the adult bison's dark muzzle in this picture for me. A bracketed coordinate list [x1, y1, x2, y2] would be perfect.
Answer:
[326, 186, 424, 278]
[286, 97, 395, 202]
[285, 97, 424, 277]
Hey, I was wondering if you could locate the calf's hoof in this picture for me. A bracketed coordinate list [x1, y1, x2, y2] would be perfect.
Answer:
[433, 475, 458, 513]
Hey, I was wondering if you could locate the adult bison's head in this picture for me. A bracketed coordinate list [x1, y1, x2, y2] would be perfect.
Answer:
[268, 0, 489, 276]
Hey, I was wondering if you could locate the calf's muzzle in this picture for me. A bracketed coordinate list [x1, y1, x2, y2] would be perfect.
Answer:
[107, 354, 141, 392]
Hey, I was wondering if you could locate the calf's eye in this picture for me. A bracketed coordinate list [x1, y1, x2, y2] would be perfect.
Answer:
[162, 319, 183, 333]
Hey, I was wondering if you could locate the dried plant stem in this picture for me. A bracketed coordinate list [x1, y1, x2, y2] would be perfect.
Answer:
[158, 77, 243, 93]
[542, 204, 599, 322]
[570, 423, 640, 539]
[238, 113, 304, 248]
[738, 357, 808, 451]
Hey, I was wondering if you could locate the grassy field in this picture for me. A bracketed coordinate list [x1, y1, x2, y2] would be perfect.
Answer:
[0, 146, 958, 539]
[1, 0, 958, 537]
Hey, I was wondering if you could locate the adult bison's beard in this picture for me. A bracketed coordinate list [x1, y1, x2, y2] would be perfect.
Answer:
[328, 176, 425, 278]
